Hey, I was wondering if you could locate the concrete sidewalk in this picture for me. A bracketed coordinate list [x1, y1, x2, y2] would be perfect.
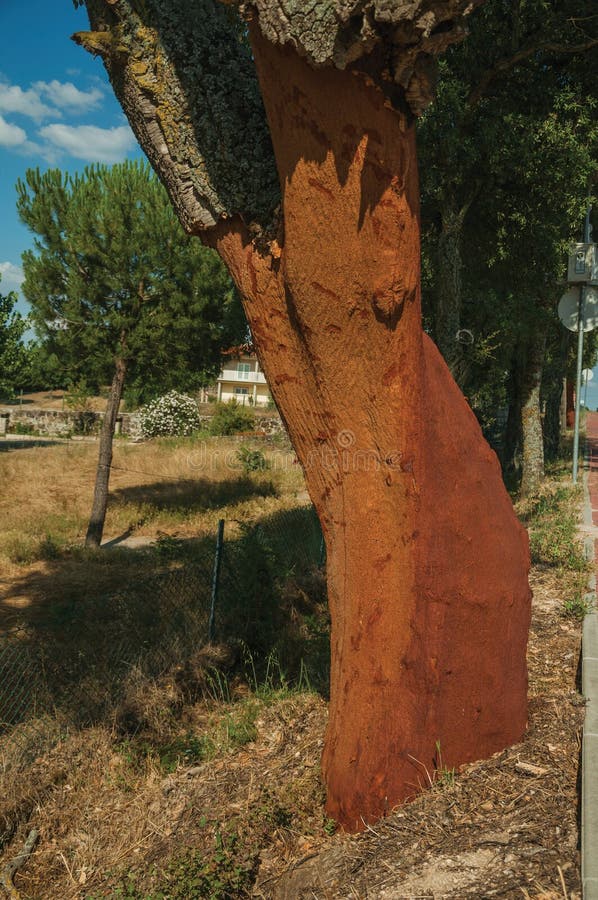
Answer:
[582, 411, 598, 899]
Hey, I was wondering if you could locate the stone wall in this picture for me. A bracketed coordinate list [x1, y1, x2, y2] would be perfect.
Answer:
[0, 407, 143, 438]
[0, 407, 283, 439]
[0, 407, 96, 437]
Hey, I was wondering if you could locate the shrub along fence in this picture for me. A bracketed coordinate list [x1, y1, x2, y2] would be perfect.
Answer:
[0, 506, 327, 772]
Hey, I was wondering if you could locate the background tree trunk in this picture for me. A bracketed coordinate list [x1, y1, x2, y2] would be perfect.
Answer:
[519, 327, 547, 497]
[85, 355, 127, 548]
[504, 372, 523, 486]
[434, 203, 466, 382]
[504, 325, 548, 497]
[542, 328, 568, 464]
[205, 32, 531, 831]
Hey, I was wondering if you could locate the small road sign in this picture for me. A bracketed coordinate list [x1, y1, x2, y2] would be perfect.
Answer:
[558, 285, 598, 332]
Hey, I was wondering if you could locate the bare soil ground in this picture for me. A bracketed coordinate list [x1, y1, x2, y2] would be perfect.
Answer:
[1, 391, 97, 412]
[0, 562, 583, 899]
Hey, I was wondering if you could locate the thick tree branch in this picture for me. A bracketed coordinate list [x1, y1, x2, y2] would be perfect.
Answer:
[73, 0, 483, 236]
[74, 0, 279, 231]
[468, 37, 598, 107]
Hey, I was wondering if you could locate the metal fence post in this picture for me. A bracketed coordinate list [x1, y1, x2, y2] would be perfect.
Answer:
[208, 519, 225, 643]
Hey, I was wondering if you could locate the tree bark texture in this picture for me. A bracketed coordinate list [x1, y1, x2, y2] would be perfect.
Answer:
[434, 204, 467, 383]
[503, 326, 547, 497]
[206, 32, 531, 830]
[542, 330, 568, 463]
[519, 328, 546, 498]
[85, 355, 127, 548]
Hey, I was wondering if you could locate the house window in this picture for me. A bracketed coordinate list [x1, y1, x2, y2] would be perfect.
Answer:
[237, 362, 251, 380]
[234, 387, 249, 395]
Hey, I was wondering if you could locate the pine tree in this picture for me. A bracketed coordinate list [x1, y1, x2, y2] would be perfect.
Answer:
[17, 160, 242, 546]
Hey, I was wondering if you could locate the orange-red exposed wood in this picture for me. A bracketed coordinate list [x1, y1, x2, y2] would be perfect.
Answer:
[203, 31, 531, 831]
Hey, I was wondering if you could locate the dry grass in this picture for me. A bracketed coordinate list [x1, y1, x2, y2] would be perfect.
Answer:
[0, 553, 584, 899]
[0, 442, 587, 898]
[0, 435, 304, 621]
[0, 391, 105, 412]
[1, 691, 329, 900]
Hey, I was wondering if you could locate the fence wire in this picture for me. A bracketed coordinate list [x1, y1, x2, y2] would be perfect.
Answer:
[0, 505, 324, 773]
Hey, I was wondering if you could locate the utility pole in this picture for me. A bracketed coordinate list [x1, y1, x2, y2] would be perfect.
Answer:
[573, 205, 593, 484]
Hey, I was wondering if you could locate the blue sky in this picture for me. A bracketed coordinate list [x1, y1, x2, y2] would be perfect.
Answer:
[0, 0, 142, 317]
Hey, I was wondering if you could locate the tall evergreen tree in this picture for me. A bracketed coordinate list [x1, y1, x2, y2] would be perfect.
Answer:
[17, 160, 243, 546]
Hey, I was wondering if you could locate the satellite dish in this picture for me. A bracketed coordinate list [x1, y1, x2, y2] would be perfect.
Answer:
[558, 286, 598, 332]
[583, 368, 594, 383]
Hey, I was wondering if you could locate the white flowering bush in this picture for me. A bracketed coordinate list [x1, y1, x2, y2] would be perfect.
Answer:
[140, 391, 201, 437]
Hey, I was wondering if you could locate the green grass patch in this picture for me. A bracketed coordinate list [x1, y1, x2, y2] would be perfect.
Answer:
[517, 477, 591, 620]
[520, 483, 587, 572]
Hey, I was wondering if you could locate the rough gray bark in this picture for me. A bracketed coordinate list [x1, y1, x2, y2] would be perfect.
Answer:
[73, 0, 481, 232]
[236, 0, 482, 114]
[503, 325, 547, 496]
[74, 0, 280, 231]
[85, 355, 127, 548]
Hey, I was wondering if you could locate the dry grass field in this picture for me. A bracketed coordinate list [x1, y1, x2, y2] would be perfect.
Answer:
[0, 434, 304, 622]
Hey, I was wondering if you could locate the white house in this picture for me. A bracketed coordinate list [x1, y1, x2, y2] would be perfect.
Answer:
[215, 345, 271, 406]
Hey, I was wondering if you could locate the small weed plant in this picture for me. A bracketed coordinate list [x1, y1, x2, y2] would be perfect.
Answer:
[236, 445, 269, 473]
[434, 740, 456, 788]
[65, 378, 93, 412]
[563, 593, 595, 621]
[9, 421, 36, 435]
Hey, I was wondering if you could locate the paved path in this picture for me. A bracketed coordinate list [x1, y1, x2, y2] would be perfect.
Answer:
[582, 412, 598, 900]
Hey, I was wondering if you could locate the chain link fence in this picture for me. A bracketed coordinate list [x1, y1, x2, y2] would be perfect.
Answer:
[0, 505, 326, 773]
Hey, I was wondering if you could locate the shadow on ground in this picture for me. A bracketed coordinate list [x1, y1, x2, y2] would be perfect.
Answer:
[0, 505, 329, 768]
[0, 438, 67, 451]
[109, 475, 278, 515]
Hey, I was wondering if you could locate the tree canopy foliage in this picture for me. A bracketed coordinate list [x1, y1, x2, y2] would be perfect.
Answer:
[417, 0, 598, 489]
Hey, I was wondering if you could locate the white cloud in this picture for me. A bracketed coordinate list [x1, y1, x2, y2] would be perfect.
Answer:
[0, 82, 55, 121]
[38, 123, 137, 164]
[0, 114, 27, 148]
[33, 80, 103, 113]
[0, 262, 25, 291]
[0, 77, 103, 123]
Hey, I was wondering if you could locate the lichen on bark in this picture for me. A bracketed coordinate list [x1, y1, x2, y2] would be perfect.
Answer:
[75, 0, 280, 231]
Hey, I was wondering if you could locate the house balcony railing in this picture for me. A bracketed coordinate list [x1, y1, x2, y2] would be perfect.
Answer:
[218, 368, 267, 384]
